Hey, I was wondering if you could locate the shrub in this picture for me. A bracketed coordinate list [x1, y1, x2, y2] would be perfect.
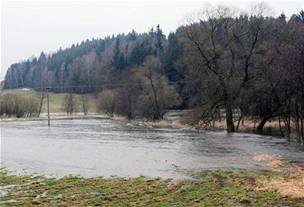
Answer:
[0, 93, 40, 117]
[97, 90, 117, 117]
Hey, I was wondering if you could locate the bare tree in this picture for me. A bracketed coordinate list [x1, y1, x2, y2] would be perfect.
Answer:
[142, 56, 163, 119]
[63, 93, 76, 115]
[182, 5, 265, 132]
[81, 94, 89, 116]
[138, 56, 180, 119]
[98, 90, 116, 117]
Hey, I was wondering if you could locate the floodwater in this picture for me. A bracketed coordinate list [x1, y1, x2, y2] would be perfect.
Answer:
[0, 119, 303, 179]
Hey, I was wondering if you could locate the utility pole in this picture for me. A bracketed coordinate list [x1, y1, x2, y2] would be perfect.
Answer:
[46, 68, 51, 127]
[46, 87, 51, 126]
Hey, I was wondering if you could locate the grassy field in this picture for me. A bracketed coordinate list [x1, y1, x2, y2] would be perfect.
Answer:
[1, 169, 303, 207]
[1, 89, 97, 113]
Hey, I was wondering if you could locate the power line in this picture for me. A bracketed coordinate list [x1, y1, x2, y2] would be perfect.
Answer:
[7, 79, 200, 91]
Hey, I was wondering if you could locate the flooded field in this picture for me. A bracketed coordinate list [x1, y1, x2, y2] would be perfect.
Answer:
[1, 119, 303, 178]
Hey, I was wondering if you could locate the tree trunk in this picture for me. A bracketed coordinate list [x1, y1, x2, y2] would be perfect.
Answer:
[38, 91, 45, 117]
[225, 102, 235, 133]
[257, 117, 269, 132]
[82, 95, 88, 116]
[295, 117, 301, 143]
[150, 81, 161, 119]
[236, 115, 243, 132]
[127, 95, 132, 120]
[301, 118, 304, 144]
[278, 116, 285, 137]
[283, 117, 291, 142]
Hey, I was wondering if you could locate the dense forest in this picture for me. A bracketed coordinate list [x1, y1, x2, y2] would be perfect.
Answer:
[2, 7, 304, 138]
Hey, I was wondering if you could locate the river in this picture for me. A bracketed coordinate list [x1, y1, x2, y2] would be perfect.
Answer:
[1, 119, 303, 178]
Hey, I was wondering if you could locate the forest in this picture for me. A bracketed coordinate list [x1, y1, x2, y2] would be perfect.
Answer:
[2, 6, 304, 140]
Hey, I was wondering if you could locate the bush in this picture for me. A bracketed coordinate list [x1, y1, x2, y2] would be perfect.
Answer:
[97, 90, 117, 117]
[0, 93, 40, 117]
[63, 93, 77, 115]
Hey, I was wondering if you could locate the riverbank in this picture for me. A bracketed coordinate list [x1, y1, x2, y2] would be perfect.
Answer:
[124, 115, 304, 142]
[1, 167, 303, 207]
[0, 113, 109, 122]
[1, 154, 303, 206]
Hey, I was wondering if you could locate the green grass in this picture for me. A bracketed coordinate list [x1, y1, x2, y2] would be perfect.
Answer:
[1, 89, 97, 113]
[1, 169, 303, 207]
[41, 92, 97, 113]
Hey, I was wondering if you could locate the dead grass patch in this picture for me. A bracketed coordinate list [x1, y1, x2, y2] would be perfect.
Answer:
[253, 154, 284, 170]
[254, 153, 304, 198]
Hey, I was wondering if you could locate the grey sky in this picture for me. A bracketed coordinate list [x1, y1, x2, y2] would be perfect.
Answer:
[1, 0, 303, 80]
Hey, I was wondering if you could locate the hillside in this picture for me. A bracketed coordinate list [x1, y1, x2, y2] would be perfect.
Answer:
[3, 25, 183, 94]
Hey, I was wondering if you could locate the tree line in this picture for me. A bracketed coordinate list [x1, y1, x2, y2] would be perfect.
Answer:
[0, 91, 91, 118]
[2, 6, 304, 140]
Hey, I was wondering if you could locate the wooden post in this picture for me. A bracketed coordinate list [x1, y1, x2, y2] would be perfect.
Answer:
[46, 87, 51, 126]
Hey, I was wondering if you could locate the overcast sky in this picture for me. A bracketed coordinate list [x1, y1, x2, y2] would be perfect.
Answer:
[1, 0, 303, 79]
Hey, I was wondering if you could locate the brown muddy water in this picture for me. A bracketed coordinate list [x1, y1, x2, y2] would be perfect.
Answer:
[0, 119, 303, 179]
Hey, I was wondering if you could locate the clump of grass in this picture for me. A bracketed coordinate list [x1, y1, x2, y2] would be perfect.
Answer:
[1, 169, 304, 207]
